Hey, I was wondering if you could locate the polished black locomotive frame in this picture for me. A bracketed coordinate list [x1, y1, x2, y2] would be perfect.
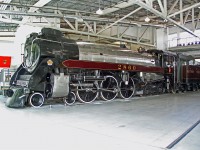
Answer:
[5, 28, 200, 108]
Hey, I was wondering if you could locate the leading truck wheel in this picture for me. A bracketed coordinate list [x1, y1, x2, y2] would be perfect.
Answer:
[29, 92, 44, 108]
[100, 76, 118, 101]
[64, 92, 76, 105]
[119, 78, 135, 99]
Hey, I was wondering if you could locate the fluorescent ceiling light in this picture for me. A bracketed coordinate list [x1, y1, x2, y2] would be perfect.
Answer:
[77, 41, 93, 45]
[145, 16, 150, 22]
[34, 0, 51, 7]
[119, 49, 132, 52]
[96, 8, 103, 15]
[164, 19, 168, 22]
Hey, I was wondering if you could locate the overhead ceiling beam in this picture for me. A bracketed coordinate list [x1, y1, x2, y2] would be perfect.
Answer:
[83, 21, 95, 33]
[163, 0, 167, 14]
[168, 0, 179, 15]
[97, 7, 142, 34]
[157, 0, 165, 14]
[184, 10, 191, 24]
[168, 2, 200, 18]
[22, 0, 52, 23]
[0, 0, 12, 20]
[101, 0, 138, 15]
[0, 18, 154, 47]
[195, 12, 200, 29]
[0, 2, 92, 14]
[192, 8, 195, 31]
[101, 0, 157, 15]
[0, 0, 12, 10]
[0, 18, 24, 24]
[41, 25, 155, 47]
[180, 0, 183, 25]
[0, 9, 164, 28]
[28, 0, 52, 12]
[136, 0, 200, 38]
[63, 18, 76, 30]
[0, 10, 62, 18]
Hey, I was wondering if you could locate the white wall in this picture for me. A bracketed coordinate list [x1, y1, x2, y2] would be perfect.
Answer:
[0, 32, 15, 42]
[13, 16, 61, 67]
[168, 22, 200, 35]
[156, 28, 168, 50]
[14, 25, 42, 67]
[0, 41, 15, 67]
[0, 25, 42, 68]
[168, 24, 200, 48]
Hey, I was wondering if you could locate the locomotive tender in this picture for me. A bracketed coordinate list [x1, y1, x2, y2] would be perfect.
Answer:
[5, 28, 200, 108]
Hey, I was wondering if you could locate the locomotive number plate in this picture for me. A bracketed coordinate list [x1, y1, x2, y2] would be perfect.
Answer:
[118, 64, 136, 70]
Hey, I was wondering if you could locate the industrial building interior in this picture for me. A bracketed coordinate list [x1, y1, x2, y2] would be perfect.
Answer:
[0, 0, 200, 150]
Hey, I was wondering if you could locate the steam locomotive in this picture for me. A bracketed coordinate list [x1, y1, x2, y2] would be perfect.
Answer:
[5, 28, 200, 108]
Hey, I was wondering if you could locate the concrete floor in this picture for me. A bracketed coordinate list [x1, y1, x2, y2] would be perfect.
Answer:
[0, 91, 200, 150]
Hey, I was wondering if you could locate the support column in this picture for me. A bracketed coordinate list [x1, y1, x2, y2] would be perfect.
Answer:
[156, 28, 168, 50]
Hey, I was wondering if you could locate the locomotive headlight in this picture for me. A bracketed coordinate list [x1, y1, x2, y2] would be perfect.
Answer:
[47, 59, 53, 66]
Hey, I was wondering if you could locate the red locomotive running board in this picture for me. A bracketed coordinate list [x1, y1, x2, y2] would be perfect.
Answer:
[62, 60, 164, 74]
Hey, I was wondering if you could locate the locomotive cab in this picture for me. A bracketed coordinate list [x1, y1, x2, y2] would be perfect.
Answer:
[147, 49, 177, 92]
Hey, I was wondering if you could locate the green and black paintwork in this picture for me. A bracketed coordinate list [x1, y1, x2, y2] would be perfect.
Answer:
[6, 28, 79, 108]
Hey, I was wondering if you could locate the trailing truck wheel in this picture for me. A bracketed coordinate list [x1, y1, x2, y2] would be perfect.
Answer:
[171, 86, 176, 94]
[64, 92, 76, 105]
[100, 76, 118, 101]
[143, 84, 151, 95]
[192, 84, 198, 91]
[119, 78, 135, 99]
[157, 83, 164, 94]
[76, 82, 98, 103]
[29, 92, 44, 108]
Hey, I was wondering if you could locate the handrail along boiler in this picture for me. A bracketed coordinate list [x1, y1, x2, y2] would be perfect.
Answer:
[6, 28, 200, 108]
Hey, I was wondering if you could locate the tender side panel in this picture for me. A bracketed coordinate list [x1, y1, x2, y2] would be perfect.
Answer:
[182, 65, 200, 82]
